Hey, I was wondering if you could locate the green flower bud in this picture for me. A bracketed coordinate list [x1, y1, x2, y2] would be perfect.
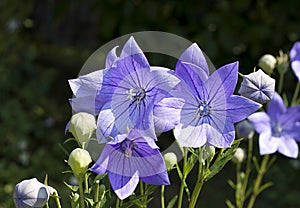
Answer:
[276, 50, 289, 74]
[68, 148, 92, 178]
[201, 145, 215, 164]
[258, 54, 277, 75]
[163, 152, 177, 171]
[69, 112, 97, 148]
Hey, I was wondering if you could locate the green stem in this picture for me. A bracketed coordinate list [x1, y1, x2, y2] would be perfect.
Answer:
[161, 185, 165, 208]
[292, 82, 300, 105]
[79, 179, 85, 208]
[84, 175, 89, 193]
[94, 180, 100, 204]
[177, 148, 187, 208]
[235, 162, 242, 208]
[139, 181, 147, 208]
[189, 179, 204, 208]
[278, 71, 285, 94]
[237, 139, 253, 208]
[116, 197, 120, 208]
[54, 195, 62, 208]
[247, 154, 270, 208]
[189, 148, 204, 208]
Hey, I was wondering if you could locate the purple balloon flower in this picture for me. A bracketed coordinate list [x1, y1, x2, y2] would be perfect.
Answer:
[172, 44, 261, 148]
[248, 92, 300, 158]
[290, 41, 300, 81]
[69, 37, 181, 146]
[238, 69, 275, 104]
[90, 129, 169, 199]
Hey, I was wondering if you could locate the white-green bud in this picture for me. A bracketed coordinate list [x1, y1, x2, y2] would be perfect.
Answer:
[68, 148, 92, 178]
[13, 178, 50, 208]
[258, 54, 277, 75]
[233, 148, 245, 163]
[201, 145, 215, 164]
[163, 152, 177, 171]
[69, 112, 97, 148]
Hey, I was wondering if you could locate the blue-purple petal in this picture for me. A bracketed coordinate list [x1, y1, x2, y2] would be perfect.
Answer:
[105, 46, 119, 68]
[206, 62, 238, 101]
[267, 92, 286, 121]
[140, 171, 170, 185]
[108, 172, 139, 200]
[176, 43, 209, 76]
[226, 95, 262, 123]
[207, 120, 235, 148]
[174, 122, 209, 147]
[258, 131, 277, 155]
[248, 112, 271, 134]
[278, 135, 299, 158]
[290, 41, 300, 81]
[153, 97, 185, 133]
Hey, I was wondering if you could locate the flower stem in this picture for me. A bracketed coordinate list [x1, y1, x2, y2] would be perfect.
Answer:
[54, 195, 62, 208]
[189, 148, 204, 208]
[94, 180, 100, 204]
[189, 179, 204, 208]
[247, 154, 270, 208]
[79, 179, 85, 208]
[292, 82, 300, 105]
[161, 185, 165, 208]
[239, 138, 253, 208]
[116, 198, 120, 208]
[278, 71, 285, 94]
[177, 148, 187, 208]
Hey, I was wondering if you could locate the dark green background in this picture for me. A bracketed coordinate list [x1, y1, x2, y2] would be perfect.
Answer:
[1, 0, 300, 207]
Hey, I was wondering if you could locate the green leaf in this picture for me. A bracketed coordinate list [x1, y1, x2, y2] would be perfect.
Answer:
[258, 182, 273, 194]
[183, 148, 199, 176]
[65, 137, 76, 144]
[228, 179, 236, 190]
[226, 200, 235, 208]
[167, 195, 178, 208]
[205, 139, 241, 181]
[64, 181, 79, 192]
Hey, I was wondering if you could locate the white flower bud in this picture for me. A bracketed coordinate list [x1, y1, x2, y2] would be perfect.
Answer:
[68, 148, 92, 177]
[163, 152, 177, 171]
[233, 148, 245, 163]
[69, 112, 97, 148]
[13, 178, 50, 208]
[258, 54, 277, 74]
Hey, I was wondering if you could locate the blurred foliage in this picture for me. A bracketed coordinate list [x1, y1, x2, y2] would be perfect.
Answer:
[1, 0, 300, 207]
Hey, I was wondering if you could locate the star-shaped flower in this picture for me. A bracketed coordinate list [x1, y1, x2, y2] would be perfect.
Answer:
[90, 129, 169, 199]
[248, 92, 300, 158]
[172, 44, 261, 148]
[290, 41, 300, 81]
[69, 37, 181, 146]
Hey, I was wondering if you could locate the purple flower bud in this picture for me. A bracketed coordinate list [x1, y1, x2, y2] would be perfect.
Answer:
[238, 69, 275, 104]
[13, 178, 50, 208]
[235, 119, 254, 139]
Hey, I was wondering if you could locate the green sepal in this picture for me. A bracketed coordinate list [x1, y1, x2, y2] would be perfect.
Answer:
[167, 195, 178, 208]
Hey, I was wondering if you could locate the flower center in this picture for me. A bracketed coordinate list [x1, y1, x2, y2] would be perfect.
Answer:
[126, 88, 146, 106]
[120, 139, 137, 157]
[197, 102, 211, 117]
[272, 124, 282, 137]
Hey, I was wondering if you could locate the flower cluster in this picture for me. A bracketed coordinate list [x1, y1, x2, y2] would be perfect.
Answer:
[68, 37, 261, 199]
